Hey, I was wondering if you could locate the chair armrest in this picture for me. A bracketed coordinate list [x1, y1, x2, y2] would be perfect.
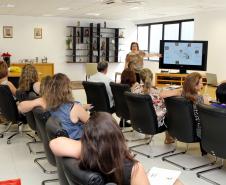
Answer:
[62, 157, 105, 185]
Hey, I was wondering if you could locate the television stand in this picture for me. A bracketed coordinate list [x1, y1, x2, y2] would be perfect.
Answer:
[155, 73, 207, 86]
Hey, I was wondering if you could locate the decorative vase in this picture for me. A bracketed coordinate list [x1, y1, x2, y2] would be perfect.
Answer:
[3, 56, 10, 67]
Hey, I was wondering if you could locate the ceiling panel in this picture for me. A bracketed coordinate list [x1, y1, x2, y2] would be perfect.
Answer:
[0, 0, 225, 20]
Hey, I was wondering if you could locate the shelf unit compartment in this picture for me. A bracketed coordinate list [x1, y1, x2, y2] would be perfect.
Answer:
[66, 23, 123, 63]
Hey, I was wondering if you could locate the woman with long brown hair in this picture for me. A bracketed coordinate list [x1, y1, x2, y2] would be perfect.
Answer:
[18, 73, 89, 140]
[18, 64, 40, 95]
[182, 72, 209, 155]
[50, 112, 183, 185]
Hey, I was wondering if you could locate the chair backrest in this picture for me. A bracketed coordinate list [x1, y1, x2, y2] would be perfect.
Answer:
[16, 90, 39, 131]
[164, 96, 197, 143]
[0, 85, 18, 123]
[110, 82, 130, 120]
[62, 157, 105, 185]
[32, 107, 56, 166]
[124, 92, 159, 135]
[82, 81, 111, 113]
[197, 104, 226, 158]
[46, 116, 69, 185]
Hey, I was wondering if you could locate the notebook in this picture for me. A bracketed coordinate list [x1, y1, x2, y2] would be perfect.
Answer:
[206, 73, 218, 87]
[148, 167, 181, 185]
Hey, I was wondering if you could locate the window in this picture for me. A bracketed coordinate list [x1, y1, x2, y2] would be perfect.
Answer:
[137, 19, 194, 61]
[137, 26, 149, 51]
[181, 21, 194, 40]
[164, 23, 179, 40]
[149, 24, 162, 60]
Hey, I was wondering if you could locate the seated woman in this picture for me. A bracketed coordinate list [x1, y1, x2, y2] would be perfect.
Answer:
[0, 60, 16, 96]
[18, 64, 40, 95]
[50, 112, 183, 185]
[182, 72, 208, 155]
[211, 82, 226, 108]
[18, 73, 89, 140]
[135, 68, 181, 144]
[120, 68, 141, 93]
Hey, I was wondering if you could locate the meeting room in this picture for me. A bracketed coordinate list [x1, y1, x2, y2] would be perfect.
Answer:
[1, 0, 226, 185]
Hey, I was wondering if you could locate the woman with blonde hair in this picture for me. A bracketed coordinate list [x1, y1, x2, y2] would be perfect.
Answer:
[135, 68, 181, 144]
[0, 60, 16, 95]
[18, 64, 40, 95]
[18, 73, 89, 140]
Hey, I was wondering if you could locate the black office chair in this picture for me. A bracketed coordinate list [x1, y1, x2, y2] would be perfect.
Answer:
[32, 107, 58, 185]
[110, 82, 131, 128]
[82, 81, 113, 113]
[16, 90, 43, 154]
[124, 92, 175, 158]
[0, 85, 34, 144]
[46, 116, 70, 185]
[62, 157, 116, 185]
[196, 104, 226, 184]
[162, 96, 216, 170]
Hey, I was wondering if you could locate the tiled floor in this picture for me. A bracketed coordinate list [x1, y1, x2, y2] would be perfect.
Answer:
[0, 89, 226, 185]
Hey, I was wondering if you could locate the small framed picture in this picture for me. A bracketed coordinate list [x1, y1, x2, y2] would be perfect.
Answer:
[34, 28, 42, 39]
[3, 26, 13, 38]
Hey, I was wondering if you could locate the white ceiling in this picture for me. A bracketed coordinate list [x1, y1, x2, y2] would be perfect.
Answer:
[0, 0, 226, 21]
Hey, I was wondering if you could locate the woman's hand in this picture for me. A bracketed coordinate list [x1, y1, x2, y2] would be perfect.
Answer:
[83, 104, 93, 110]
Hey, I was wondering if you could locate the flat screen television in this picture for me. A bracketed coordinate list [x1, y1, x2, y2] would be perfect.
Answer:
[159, 40, 208, 74]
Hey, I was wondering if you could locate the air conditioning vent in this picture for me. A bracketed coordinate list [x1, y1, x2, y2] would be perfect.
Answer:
[103, 0, 116, 4]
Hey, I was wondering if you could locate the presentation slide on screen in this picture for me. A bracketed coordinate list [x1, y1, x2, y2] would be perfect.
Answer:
[163, 42, 203, 66]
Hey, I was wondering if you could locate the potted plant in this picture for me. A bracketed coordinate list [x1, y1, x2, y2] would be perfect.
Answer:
[1, 52, 12, 67]
[66, 37, 72, 49]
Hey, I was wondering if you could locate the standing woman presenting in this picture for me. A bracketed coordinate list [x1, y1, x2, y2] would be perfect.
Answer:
[125, 42, 161, 82]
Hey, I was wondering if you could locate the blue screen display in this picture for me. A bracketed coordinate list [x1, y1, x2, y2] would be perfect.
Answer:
[163, 42, 203, 66]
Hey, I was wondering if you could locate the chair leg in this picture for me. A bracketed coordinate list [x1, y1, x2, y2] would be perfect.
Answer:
[42, 179, 59, 185]
[7, 129, 36, 144]
[162, 143, 217, 170]
[196, 159, 223, 185]
[130, 135, 176, 158]
[27, 140, 44, 154]
[120, 119, 133, 133]
[7, 132, 20, 144]
[0, 121, 13, 138]
[34, 157, 57, 174]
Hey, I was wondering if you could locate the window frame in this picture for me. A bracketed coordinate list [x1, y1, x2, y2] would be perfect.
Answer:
[137, 19, 194, 61]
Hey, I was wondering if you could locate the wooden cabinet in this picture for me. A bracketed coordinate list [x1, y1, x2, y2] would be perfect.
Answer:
[10, 63, 54, 78]
[155, 73, 207, 86]
[66, 23, 124, 63]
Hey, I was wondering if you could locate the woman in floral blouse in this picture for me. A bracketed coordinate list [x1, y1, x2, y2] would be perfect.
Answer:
[133, 68, 181, 144]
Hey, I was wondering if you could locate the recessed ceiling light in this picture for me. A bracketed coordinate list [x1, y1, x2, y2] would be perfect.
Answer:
[0, 4, 15, 8]
[57, 7, 70, 11]
[43, 14, 53, 17]
[6, 4, 15, 8]
[86, 13, 100, 16]
[130, 6, 139, 10]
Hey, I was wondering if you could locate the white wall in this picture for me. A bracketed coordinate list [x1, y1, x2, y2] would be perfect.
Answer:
[0, 15, 137, 81]
[2, 10, 226, 82]
[135, 10, 226, 82]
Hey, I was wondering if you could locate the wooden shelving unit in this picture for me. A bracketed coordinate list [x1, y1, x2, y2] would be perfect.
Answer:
[155, 73, 207, 86]
[66, 23, 124, 63]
